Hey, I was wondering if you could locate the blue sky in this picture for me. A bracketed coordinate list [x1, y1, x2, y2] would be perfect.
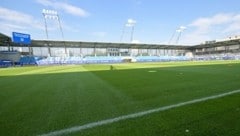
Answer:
[1, 0, 240, 45]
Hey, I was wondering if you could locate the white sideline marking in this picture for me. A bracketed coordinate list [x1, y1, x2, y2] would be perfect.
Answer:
[39, 89, 240, 136]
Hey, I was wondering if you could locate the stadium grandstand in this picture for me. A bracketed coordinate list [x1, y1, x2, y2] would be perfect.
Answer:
[0, 32, 240, 67]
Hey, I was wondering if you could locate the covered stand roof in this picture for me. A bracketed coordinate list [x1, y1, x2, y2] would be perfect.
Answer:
[30, 40, 190, 50]
[189, 40, 240, 49]
[1, 33, 240, 50]
[0, 33, 11, 46]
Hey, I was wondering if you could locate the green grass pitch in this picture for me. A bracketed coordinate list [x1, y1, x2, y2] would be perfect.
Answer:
[0, 61, 240, 136]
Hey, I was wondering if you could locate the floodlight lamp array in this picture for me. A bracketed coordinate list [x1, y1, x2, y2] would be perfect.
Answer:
[42, 9, 59, 20]
[42, 9, 58, 15]
[176, 26, 187, 32]
[44, 15, 59, 20]
[126, 19, 137, 27]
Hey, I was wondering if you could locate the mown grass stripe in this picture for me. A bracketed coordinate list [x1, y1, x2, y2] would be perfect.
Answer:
[38, 89, 240, 136]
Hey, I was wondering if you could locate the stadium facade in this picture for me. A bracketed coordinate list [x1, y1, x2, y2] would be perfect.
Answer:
[0, 33, 240, 66]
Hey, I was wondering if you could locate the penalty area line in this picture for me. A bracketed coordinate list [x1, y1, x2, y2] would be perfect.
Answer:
[38, 89, 240, 136]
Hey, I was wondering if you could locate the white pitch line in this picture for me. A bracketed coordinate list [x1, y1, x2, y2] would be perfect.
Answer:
[39, 89, 240, 136]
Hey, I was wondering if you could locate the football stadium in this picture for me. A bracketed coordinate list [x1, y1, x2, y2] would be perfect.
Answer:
[1, 31, 240, 136]
[1, 1, 240, 136]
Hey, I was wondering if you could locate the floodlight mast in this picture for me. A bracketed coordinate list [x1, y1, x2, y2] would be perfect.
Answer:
[168, 26, 186, 44]
[130, 25, 135, 42]
[176, 30, 182, 44]
[120, 25, 126, 42]
[42, 9, 65, 40]
[42, 9, 66, 56]
[168, 30, 177, 44]
[57, 14, 65, 40]
[42, 9, 49, 40]
[120, 19, 136, 43]
[176, 26, 186, 44]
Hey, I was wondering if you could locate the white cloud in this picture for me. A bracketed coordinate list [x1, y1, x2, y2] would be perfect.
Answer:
[36, 0, 89, 17]
[180, 13, 240, 45]
[190, 13, 232, 27]
[222, 14, 240, 33]
[0, 7, 44, 36]
[0, 7, 34, 25]
[0, 7, 81, 40]
[189, 13, 232, 35]
[223, 22, 240, 33]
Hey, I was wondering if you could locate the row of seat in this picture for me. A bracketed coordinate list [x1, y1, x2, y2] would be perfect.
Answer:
[36, 56, 191, 65]
[19, 56, 43, 65]
[36, 56, 123, 65]
[2, 54, 240, 67]
[0, 60, 13, 67]
[194, 53, 240, 60]
[135, 56, 190, 62]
